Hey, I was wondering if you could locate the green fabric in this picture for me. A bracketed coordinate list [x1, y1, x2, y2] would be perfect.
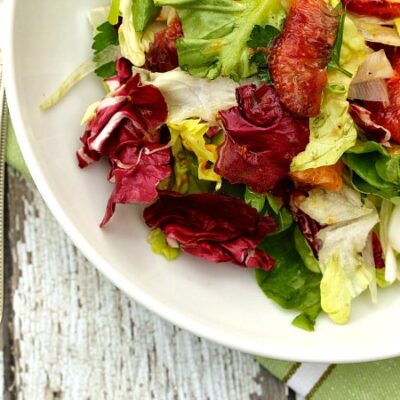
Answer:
[315, 359, 400, 400]
[257, 356, 400, 399]
[6, 118, 31, 179]
[255, 357, 295, 381]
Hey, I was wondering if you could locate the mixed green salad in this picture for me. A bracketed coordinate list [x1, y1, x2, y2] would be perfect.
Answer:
[42, 0, 400, 331]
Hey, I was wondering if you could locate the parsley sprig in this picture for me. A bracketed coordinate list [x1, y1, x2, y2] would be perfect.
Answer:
[92, 22, 119, 78]
[247, 25, 280, 84]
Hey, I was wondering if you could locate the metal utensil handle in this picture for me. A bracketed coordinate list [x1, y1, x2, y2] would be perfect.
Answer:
[0, 68, 7, 324]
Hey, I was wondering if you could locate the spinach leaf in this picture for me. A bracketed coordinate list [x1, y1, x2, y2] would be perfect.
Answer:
[95, 62, 118, 78]
[263, 194, 293, 233]
[343, 141, 400, 202]
[256, 227, 322, 331]
[293, 226, 320, 274]
[244, 187, 266, 213]
[218, 181, 246, 198]
[247, 24, 280, 49]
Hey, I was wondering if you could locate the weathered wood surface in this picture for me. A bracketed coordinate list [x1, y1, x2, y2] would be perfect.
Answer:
[3, 168, 293, 399]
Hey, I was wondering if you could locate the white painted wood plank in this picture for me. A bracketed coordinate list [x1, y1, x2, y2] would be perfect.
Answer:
[6, 168, 288, 400]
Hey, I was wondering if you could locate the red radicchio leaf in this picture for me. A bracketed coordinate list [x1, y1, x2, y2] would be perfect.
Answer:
[101, 145, 171, 227]
[77, 73, 168, 166]
[104, 58, 133, 92]
[77, 73, 171, 226]
[143, 191, 277, 270]
[145, 18, 183, 73]
[349, 104, 391, 145]
[295, 210, 321, 257]
[372, 232, 385, 269]
[215, 84, 310, 194]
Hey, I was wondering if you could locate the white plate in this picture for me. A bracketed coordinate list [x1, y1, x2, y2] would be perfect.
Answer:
[4, 0, 400, 363]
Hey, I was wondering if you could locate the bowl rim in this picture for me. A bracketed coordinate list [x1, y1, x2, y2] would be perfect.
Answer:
[4, 0, 400, 364]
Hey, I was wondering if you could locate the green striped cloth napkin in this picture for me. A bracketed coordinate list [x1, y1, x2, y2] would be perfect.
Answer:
[6, 117, 400, 399]
[257, 357, 400, 399]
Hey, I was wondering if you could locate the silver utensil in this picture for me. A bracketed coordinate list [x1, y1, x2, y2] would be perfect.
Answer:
[0, 52, 8, 324]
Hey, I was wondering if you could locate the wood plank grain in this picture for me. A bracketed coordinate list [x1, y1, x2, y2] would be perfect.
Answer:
[6, 168, 289, 400]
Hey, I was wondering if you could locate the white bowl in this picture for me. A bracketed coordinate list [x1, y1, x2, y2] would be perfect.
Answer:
[4, 0, 400, 363]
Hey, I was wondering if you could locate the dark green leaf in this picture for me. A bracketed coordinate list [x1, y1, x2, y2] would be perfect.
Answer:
[256, 227, 322, 331]
[217, 181, 246, 199]
[250, 53, 272, 83]
[92, 22, 119, 79]
[92, 22, 119, 55]
[133, 0, 160, 32]
[247, 25, 280, 50]
[94, 62, 118, 78]
[247, 25, 280, 84]
[263, 196, 293, 234]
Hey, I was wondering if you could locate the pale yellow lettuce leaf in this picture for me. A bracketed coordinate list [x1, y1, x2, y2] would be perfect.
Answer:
[168, 120, 222, 187]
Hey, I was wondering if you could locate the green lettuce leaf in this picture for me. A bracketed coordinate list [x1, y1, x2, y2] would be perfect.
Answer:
[256, 227, 322, 331]
[148, 229, 180, 260]
[133, 67, 239, 123]
[244, 187, 265, 213]
[291, 17, 368, 172]
[133, 0, 160, 32]
[343, 141, 400, 202]
[154, 0, 285, 80]
[108, 0, 121, 25]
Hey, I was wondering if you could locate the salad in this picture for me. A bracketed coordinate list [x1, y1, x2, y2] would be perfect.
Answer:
[41, 0, 400, 331]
